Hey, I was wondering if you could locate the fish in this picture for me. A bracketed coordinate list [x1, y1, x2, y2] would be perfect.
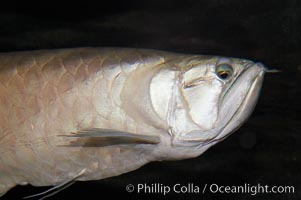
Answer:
[0, 47, 266, 198]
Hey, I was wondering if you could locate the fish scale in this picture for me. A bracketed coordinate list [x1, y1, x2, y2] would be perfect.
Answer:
[0, 48, 170, 196]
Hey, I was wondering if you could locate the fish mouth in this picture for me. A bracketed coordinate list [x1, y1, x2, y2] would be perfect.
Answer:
[200, 63, 266, 147]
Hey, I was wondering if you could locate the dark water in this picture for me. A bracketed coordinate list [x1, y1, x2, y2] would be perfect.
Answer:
[1, 0, 300, 199]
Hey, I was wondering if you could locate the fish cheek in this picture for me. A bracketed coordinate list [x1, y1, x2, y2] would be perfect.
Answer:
[182, 79, 222, 130]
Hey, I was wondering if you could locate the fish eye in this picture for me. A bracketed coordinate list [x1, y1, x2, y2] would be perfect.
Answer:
[216, 64, 233, 80]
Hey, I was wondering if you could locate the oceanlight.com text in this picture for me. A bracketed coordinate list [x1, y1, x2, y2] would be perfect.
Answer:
[125, 183, 295, 196]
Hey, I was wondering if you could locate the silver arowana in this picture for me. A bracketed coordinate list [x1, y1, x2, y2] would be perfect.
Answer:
[0, 47, 266, 197]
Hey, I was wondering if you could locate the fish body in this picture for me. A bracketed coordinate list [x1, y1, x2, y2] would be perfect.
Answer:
[0, 47, 265, 196]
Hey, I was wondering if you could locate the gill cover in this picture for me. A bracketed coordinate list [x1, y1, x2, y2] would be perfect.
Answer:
[182, 65, 223, 130]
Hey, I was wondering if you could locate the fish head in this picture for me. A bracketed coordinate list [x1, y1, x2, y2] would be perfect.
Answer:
[152, 55, 266, 153]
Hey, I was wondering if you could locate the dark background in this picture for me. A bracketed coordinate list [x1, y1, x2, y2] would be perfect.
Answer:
[1, 0, 300, 199]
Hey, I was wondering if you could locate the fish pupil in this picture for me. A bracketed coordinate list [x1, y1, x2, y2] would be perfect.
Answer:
[219, 71, 229, 79]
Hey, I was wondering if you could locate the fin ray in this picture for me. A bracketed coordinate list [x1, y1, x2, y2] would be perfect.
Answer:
[23, 169, 86, 199]
[61, 128, 160, 147]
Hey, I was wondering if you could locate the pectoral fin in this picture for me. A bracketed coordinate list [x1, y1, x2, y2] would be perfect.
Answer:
[61, 128, 160, 147]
